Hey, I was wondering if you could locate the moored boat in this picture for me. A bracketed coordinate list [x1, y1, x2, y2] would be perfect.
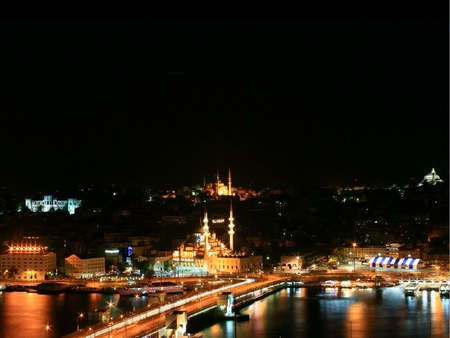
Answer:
[404, 282, 420, 296]
[439, 283, 450, 297]
[117, 281, 184, 296]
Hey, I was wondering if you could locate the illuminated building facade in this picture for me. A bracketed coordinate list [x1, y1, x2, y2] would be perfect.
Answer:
[173, 201, 263, 275]
[25, 195, 82, 215]
[0, 245, 56, 281]
[65, 254, 106, 279]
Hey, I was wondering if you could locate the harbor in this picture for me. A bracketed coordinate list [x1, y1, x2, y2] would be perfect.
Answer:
[1, 272, 449, 337]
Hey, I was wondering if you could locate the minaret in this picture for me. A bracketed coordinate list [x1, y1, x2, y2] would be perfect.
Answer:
[228, 168, 232, 196]
[228, 199, 235, 251]
[203, 206, 210, 258]
[216, 169, 220, 198]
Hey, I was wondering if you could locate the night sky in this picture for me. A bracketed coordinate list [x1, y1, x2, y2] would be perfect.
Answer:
[1, 18, 448, 193]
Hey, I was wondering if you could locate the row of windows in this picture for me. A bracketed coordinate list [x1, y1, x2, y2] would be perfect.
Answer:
[1, 264, 52, 267]
[1, 258, 46, 260]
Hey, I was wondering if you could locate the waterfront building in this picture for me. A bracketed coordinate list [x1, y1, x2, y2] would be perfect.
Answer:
[65, 254, 106, 279]
[25, 195, 82, 215]
[0, 244, 56, 281]
[173, 200, 263, 275]
[280, 255, 303, 272]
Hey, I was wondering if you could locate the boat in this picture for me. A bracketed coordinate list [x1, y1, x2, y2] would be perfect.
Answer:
[404, 282, 421, 296]
[439, 283, 450, 297]
[4, 285, 28, 292]
[148, 281, 184, 294]
[339, 280, 352, 288]
[117, 281, 184, 296]
[321, 280, 338, 289]
[355, 281, 374, 289]
[117, 285, 152, 296]
[36, 282, 67, 294]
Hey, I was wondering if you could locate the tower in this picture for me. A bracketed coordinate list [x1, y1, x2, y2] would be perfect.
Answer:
[228, 168, 232, 196]
[203, 206, 210, 258]
[216, 169, 220, 199]
[228, 199, 235, 251]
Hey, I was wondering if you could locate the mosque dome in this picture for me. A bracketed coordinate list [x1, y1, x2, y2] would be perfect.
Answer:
[420, 168, 444, 186]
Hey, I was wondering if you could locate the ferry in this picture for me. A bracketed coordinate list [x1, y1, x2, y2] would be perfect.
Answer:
[339, 280, 352, 289]
[355, 280, 374, 289]
[117, 281, 184, 296]
[149, 281, 184, 294]
[404, 282, 420, 296]
[439, 283, 450, 297]
[321, 280, 338, 289]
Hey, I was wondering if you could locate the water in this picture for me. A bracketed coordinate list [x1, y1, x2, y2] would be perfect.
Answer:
[0, 286, 448, 338]
[0, 291, 145, 337]
[188, 287, 450, 338]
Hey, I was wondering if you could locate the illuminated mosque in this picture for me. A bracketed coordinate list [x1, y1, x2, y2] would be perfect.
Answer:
[203, 168, 234, 198]
[419, 168, 444, 186]
[173, 199, 263, 275]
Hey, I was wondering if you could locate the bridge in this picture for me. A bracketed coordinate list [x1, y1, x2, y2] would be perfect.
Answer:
[61, 276, 285, 338]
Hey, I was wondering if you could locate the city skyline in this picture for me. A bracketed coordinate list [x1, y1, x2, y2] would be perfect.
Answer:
[1, 18, 448, 193]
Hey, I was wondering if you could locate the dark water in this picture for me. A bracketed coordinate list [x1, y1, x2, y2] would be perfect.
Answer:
[0, 286, 448, 338]
[0, 291, 145, 337]
[188, 286, 450, 338]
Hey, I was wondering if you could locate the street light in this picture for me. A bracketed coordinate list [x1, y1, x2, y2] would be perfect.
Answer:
[352, 243, 357, 272]
[107, 301, 114, 321]
[43, 324, 50, 337]
[120, 314, 128, 338]
[349, 252, 353, 271]
[77, 312, 85, 331]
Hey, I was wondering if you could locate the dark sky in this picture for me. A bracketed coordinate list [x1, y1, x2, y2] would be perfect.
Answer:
[0, 18, 448, 193]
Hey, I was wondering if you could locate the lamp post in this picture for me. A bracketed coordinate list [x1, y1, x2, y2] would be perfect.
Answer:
[120, 314, 128, 338]
[43, 324, 50, 338]
[349, 252, 353, 272]
[352, 243, 357, 272]
[77, 312, 84, 331]
[107, 301, 113, 322]
[378, 252, 382, 273]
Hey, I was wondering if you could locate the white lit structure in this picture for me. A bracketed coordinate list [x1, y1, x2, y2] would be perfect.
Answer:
[228, 199, 235, 251]
[419, 168, 444, 186]
[25, 195, 82, 215]
[0, 245, 56, 281]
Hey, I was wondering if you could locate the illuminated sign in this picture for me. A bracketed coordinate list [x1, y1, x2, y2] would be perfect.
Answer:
[212, 219, 225, 224]
[105, 250, 119, 254]
[386, 243, 401, 250]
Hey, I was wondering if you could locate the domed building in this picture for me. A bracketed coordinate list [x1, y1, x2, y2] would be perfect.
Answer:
[173, 200, 263, 276]
[419, 168, 444, 186]
[203, 168, 234, 199]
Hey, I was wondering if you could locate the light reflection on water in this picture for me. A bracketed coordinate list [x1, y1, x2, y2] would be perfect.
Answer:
[195, 286, 450, 338]
[0, 291, 149, 337]
[0, 287, 448, 338]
